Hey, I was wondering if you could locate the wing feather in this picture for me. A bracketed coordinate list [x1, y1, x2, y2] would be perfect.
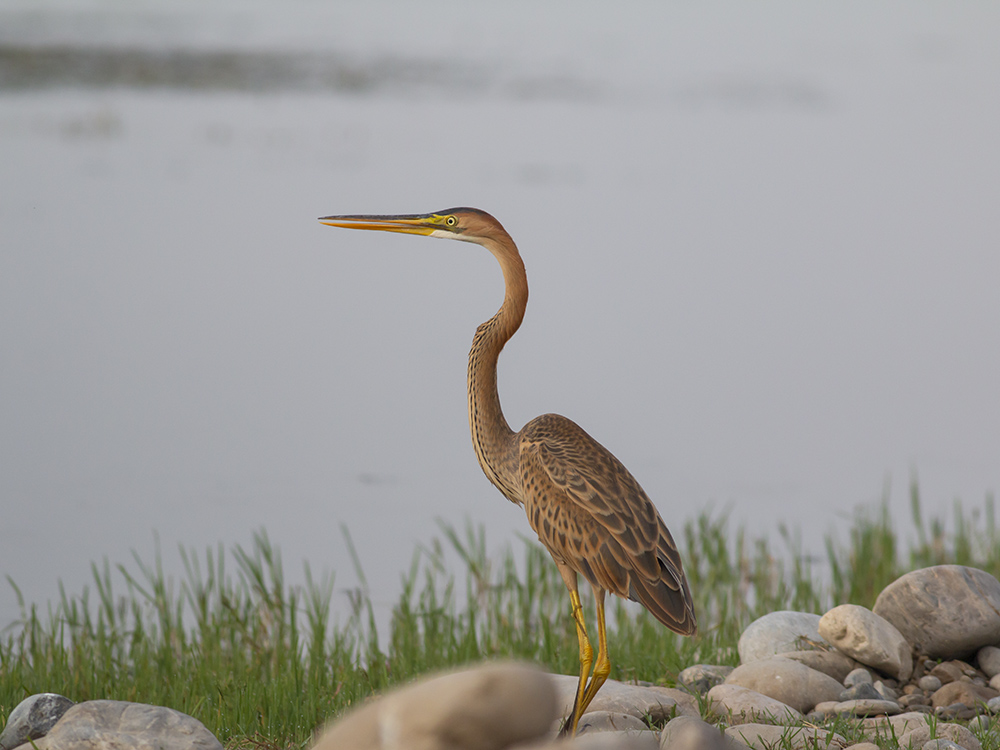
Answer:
[518, 413, 697, 636]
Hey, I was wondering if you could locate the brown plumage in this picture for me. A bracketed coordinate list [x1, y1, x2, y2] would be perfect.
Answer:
[319, 207, 696, 735]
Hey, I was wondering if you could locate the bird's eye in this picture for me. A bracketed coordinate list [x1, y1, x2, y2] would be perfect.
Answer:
[446, 216, 458, 227]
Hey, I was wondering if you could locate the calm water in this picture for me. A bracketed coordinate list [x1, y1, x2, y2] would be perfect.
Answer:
[2, 0, 998, 631]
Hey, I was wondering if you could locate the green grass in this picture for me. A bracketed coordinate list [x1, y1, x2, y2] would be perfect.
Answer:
[1, 484, 998, 749]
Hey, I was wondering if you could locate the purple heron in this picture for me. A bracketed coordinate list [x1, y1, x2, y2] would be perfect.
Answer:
[319, 208, 696, 735]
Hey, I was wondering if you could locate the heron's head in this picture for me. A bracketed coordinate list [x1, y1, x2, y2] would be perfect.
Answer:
[319, 207, 512, 248]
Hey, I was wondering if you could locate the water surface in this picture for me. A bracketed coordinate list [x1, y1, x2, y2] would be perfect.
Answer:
[2, 0, 998, 631]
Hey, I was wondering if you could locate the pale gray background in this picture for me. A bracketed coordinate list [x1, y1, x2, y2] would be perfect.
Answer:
[1, 0, 998, 631]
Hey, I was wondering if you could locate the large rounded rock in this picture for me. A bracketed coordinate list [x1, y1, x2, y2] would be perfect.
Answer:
[930, 681, 999, 708]
[818, 604, 913, 681]
[897, 723, 981, 750]
[13, 701, 221, 750]
[312, 662, 556, 750]
[549, 675, 698, 723]
[873, 566, 1000, 659]
[517, 732, 659, 749]
[738, 611, 828, 664]
[829, 699, 902, 717]
[0, 694, 74, 750]
[576, 711, 650, 735]
[659, 716, 744, 750]
[775, 650, 862, 684]
[724, 723, 847, 750]
[858, 711, 934, 740]
[724, 657, 844, 714]
[706, 684, 803, 725]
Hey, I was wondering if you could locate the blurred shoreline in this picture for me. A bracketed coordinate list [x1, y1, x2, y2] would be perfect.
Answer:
[0, 44, 490, 93]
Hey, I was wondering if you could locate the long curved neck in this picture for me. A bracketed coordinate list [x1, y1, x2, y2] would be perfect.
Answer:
[468, 237, 527, 503]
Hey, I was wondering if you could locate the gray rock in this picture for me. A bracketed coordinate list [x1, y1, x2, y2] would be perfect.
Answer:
[724, 723, 847, 750]
[976, 646, 1000, 678]
[313, 662, 556, 750]
[776, 650, 861, 683]
[818, 604, 913, 681]
[858, 711, 933, 741]
[873, 681, 898, 701]
[930, 680, 998, 708]
[991, 674, 1000, 692]
[0, 693, 74, 750]
[831, 699, 902, 717]
[987, 695, 1000, 714]
[724, 657, 844, 714]
[13, 700, 221, 750]
[899, 693, 931, 708]
[515, 732, 659, 750]
[738, 611, 828, 664]
[936, 703, 978, 720]
[706, 684, 803, 725]
[923, 742, 967, 750]
[840, 683, 881, 702]
[577, 711, 650, 735]
[843, 744, 879, 750]
[920, 675, 944, 692]
[844, 667, 874, 687]
[659, 716, 743, 750]
[897, 723, 982, 750]
[677, 664, 732, 694]
[873, 566, 1000, 659]
[965, 714, 996, 733]
[808, 701, 839, 718]
[930, 661, 967, 684]
[548, 675, 698, 723]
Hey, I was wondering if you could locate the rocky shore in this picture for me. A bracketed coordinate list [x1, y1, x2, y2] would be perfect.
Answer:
[4, 564, 1000, 750]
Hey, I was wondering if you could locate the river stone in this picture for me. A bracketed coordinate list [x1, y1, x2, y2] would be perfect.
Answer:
[977, 646, 1000, 678]
[724, 657, 844, 714]
[897, 723, 981, 750]
[923, 742, 966, 750]
[844, 667, 874, 687]
[899, 693, 931, 709]
[776, 650, 861, 683]
[678, 664, 733, 694]
[0, 693, 74, 750]
[738, 611, 828, 664]
[839, 683, 882, 702]
[706, 684, 803, 725]
[831, 699, 901, 717]
[549, 675, 698, 722]
[875, 681, 898, 701]
[818, 604, 913, 681]
[13, 700, 222, 750]
[872, 566, 1000, 659]
[515, 732, 659, 750]
[724, 723, 847, 750]
[966, 714, 994, 733]
[920, 675, 944, 692]
[936, 703, 978, 720]
[858, 711, 933, 741]
[313, 662, 556, 750]
[843, 745, 879, 750]
[577, 710, 650, 735]
[930, 661, 967, 684]
[930, 681, 999, 708]
[659, 716, 744, 750]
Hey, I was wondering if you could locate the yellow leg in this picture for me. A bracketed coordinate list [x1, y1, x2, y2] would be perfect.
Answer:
[578, 589, 610, 715]
[568, 589, 593, 734]
[558, 588, 593, 736]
